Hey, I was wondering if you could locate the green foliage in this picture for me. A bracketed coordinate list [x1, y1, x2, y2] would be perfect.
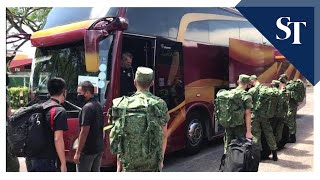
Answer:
[7, 87, 29, 109]
[6, 7, 52, 52]
[7, 7, 52, 32]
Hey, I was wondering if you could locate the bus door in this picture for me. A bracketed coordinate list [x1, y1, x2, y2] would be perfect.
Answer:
[154, 38, 185, 149]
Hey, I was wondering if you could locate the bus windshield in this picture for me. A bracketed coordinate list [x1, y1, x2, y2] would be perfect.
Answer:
[43, 7, 119, 29]
[30, 35, 113, 108]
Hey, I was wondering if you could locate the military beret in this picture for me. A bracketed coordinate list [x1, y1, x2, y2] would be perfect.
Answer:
[135, 67, 154, 82]
[249, 75, 258, 81]
[238, 74, 250, 84]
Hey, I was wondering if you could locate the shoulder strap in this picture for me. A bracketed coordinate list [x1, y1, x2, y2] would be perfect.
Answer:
[50, 106, 56, 131]
[42, 100, 62, 132]
[256, 84, 263, 92]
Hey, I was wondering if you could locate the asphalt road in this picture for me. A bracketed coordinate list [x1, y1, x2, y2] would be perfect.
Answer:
[163, 87, 313, 172]
[18, 87, 313, 172]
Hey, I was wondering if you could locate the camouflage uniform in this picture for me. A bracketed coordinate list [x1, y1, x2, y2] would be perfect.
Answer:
[249, 80, 277, 152]
[287, 95, 298, 136]
[279, 75, 298, 142]
[269, 80, 281, 142]
[131, 91, 169, 126]
[121, 91, 168, 172]
[224, 75, 253, 153]
[114, 67, 169, 172]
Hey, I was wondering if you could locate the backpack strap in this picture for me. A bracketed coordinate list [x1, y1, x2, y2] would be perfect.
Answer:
[142, 96, 152, 153]
[42, 99, 62, 132]
[50, 106, 56, 132]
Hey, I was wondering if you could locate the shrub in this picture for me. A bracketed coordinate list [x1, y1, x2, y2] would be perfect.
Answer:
[7, 87, 29, 109]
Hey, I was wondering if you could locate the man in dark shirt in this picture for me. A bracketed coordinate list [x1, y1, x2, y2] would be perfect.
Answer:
[74, 81, 105, 172]
[26, 78, 68, 172]
[120, 52, 136, 96]
[6, 73, 20, 172]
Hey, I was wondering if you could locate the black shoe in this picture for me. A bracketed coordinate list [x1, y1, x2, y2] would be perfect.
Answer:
[261, 153, 269, 160]
[288, 134, 296, 143]
[272, 150, 278, 161]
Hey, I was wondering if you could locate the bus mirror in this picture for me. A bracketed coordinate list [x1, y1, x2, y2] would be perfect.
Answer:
[84, 17, 128, 72]
[116, 17, 129, 31]
[84, 30, 106, 72]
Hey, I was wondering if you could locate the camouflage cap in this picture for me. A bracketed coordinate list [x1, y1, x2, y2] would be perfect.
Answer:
[135, 66, 154, 82]
[278, 74, 288, 83]
[238, 74, 250, 84]
[249, 75, 258, 81]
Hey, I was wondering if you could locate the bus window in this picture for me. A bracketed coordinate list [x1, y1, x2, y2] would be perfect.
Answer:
[44, 7, 119, 29]
[185, 21, 210, 43]
[209, 20, 239, 46]
[31, 36, 114, 118]
[125, 8, 244, 40]
[239, 21, 264, 44]
[126, 8, 174, 38]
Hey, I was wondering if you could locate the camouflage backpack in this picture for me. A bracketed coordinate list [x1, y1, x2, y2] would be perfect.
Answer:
[108, 95, 164, 172]
[274, 89, 290, 119]
[254, 86, 279, 119]
[286, 79, 306, 103]
[215, 89, 246, 128]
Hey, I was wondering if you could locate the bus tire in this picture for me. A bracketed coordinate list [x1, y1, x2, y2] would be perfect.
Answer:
[185, 112, 204, 155]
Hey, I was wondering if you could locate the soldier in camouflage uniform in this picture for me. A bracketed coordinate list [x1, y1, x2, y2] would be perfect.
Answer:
[114, 67, 170, 172]
[279, 74, 297, 143]
[249, 75, 278, 161]
[271, 79, 290, 148]
[269, 80, 280, 132]
[223, 74, 253, 153]
[270, 80, 284, 143]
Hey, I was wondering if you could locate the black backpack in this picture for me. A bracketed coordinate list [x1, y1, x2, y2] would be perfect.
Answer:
[7, 101, 61, 157]
[219, 138, 260, 172]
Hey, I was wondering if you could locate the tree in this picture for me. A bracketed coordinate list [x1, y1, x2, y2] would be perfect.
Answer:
[6, 7, 52, 53]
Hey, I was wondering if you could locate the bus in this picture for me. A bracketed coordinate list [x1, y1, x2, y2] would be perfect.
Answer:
[24, 7, 304, 170]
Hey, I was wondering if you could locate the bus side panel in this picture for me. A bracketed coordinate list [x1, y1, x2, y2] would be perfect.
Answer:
[229, 38, 305, 85]
[166, 111, 187, 153]
[101, 132, 117, 167]
[183, 42, 229, 86]
[229, 38, 276, 85]
[162, 42, 229, 152]
[183, 41, 229, 140]
[179, 42, 228, 141]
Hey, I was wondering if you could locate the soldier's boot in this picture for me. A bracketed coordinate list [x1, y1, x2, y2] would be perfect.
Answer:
[272, 150, 278, 161]
[288, 134, 296, 143]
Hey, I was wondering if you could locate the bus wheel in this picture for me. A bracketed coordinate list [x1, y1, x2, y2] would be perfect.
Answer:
[185, 113, 204, 155]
